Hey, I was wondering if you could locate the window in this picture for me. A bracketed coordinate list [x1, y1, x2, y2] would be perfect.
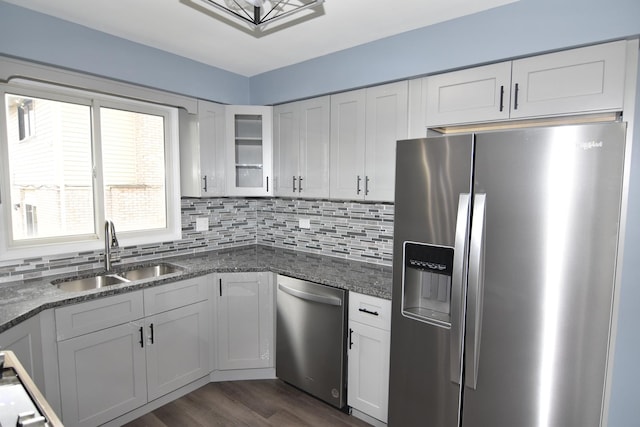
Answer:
[0, 82, 181, 258]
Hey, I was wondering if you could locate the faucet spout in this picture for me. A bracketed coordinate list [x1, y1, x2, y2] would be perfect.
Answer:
[104, 220, 119, 272]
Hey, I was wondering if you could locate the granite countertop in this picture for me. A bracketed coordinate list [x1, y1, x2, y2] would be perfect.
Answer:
[0, 245, 393, 334]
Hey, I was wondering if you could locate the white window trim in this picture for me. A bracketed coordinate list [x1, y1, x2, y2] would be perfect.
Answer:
[0, 79, 182, 261]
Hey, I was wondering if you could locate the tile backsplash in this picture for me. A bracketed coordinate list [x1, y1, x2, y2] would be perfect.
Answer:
[0, 197, 394, 283]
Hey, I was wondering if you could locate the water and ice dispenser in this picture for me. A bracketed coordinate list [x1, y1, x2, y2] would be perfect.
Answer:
[402, 241, 454, 328]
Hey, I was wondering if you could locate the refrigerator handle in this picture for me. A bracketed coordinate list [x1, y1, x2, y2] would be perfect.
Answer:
[450, 193, 471, 385]
[465, 193, 486, 390]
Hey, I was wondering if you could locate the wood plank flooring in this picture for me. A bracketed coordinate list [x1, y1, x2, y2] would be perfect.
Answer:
[123, 380, 371, 427]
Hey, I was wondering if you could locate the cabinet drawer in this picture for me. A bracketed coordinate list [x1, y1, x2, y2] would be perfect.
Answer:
[144, 277, 209, 316]
[55, 291, 144, 341]
[349, 292, 391, 331]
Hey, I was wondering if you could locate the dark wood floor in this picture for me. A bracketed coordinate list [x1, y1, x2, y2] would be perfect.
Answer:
[123, 380, 371, 427]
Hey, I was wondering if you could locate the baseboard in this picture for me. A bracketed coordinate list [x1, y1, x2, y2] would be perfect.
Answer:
[350, 407, 387, 427]
[210, 367, 277, 382]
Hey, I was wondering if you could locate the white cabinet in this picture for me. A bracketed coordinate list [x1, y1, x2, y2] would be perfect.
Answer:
[426, 40, 627, 127]
[179, 99, 226, 197]
[273, 96, 330, 198]
[56, 277, 211, 427]
[226, 105, 273, 196]
[215, 272, 274, 370]
[145, 301, 210, 401]
[330, 81, 408, 202]
[425, 62, 511, 126]
[348, 292, 391, 424]
[57, 320, 148, 427]
[0, 313, 45, 391]
[509, 41, 627, 118]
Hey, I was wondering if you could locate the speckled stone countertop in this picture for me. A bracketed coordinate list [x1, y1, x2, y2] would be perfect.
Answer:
[0, 245, 393, 334]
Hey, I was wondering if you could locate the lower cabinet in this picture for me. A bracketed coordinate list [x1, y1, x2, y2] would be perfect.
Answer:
[56, 276, 211, 427]
[348, 292, 391, 424]
[57, 322, 148, 427]
[215, 272, 274, 370]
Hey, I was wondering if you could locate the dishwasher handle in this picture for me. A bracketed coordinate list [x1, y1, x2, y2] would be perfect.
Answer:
[278, 283, 343, 306]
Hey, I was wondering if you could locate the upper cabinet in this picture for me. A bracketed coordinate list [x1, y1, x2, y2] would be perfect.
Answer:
[226, 105, 273, 197]
[179, 100, 226, 197]
[425, 40, 627, 127]
[330, 81, 408, 202]
[273, 96, 330, 198]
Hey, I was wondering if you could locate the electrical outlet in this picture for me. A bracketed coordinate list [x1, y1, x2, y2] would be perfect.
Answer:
[195, 217, 209, 232]
[299, 218, 311, 229]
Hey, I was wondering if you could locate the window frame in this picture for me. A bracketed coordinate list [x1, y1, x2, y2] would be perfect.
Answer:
[0, 80, 182, 261]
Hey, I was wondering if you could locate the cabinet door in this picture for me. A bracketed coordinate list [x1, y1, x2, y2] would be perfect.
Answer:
[58, 322, 147, 427]
[217, 272, 274, 370]
[298, 96, 330, 198]
[364, 81, 408, 201]
[198, 100, 226, 196]
[226, 105, 273, 196]
[510, 40, 626, 118]
[0, 314, 44, 391]
[273, 103, 300, 197]
[330, 89, 366, 200]
[145, 301, 210, 401]
[179, 100, 226, 197]
[426, 62, 512, 127]
[347, 321, 391, 423]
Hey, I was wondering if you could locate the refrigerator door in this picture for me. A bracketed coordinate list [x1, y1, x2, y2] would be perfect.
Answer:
[462, 123, 626, 426]
[389, 134, 473, 427]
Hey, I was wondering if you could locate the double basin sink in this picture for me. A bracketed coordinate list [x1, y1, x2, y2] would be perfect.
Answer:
[53, 264, 181, 292]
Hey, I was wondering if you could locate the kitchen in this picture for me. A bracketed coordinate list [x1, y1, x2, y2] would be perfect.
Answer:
[0, 0, 640, 426]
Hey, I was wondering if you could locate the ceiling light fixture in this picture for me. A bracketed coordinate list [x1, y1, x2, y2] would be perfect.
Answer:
[194, 0, 325, 30]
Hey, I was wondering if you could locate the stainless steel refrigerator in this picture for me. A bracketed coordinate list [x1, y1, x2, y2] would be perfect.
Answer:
[388, 122, 626, 427]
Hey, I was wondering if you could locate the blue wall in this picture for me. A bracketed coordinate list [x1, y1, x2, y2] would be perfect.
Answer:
[0, 1, 250, 105]
[1, 0, 640, 425]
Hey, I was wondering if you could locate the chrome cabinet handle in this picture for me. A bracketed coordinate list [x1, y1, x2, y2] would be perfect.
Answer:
[465, 193, 486, 390]
[298, 176, 303, 192]
[278, 283, 342, 306]
[266, 176, 269, 192]
[293, 176, 297, 192]
[365, 176, 370, 195]
[357, 175, 362, 194]
[203, 175, 208, 192]
[450, 193, 471, 385]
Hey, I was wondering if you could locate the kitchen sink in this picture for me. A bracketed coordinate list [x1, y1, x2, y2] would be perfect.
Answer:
[54, 263, 182, 292]
[118, 264, 180, 281]
[55, 274, 128, 292]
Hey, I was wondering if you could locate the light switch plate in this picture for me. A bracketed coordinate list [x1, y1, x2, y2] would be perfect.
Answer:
[195, 217, 209, 232]
[299, 218, 311, 229]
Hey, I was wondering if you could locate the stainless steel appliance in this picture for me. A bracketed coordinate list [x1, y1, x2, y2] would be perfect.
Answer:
[388, 122, 627, 426]
[0, 351, 63, 427]
[276, 275, 347, 408]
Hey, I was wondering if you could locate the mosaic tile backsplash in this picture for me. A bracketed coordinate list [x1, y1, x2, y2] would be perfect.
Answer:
[0, 198, 394, 283]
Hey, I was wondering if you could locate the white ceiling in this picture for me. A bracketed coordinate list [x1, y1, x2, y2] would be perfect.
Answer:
[5, 0, 517, 77]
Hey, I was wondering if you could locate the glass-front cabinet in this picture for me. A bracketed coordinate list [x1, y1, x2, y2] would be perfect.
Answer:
[226, 105, 273, 196]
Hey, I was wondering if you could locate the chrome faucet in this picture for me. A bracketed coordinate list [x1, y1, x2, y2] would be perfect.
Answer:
[104, 220, 119, 272]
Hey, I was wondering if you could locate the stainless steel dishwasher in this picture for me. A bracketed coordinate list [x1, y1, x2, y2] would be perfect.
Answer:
[276, 275, 347, 409]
